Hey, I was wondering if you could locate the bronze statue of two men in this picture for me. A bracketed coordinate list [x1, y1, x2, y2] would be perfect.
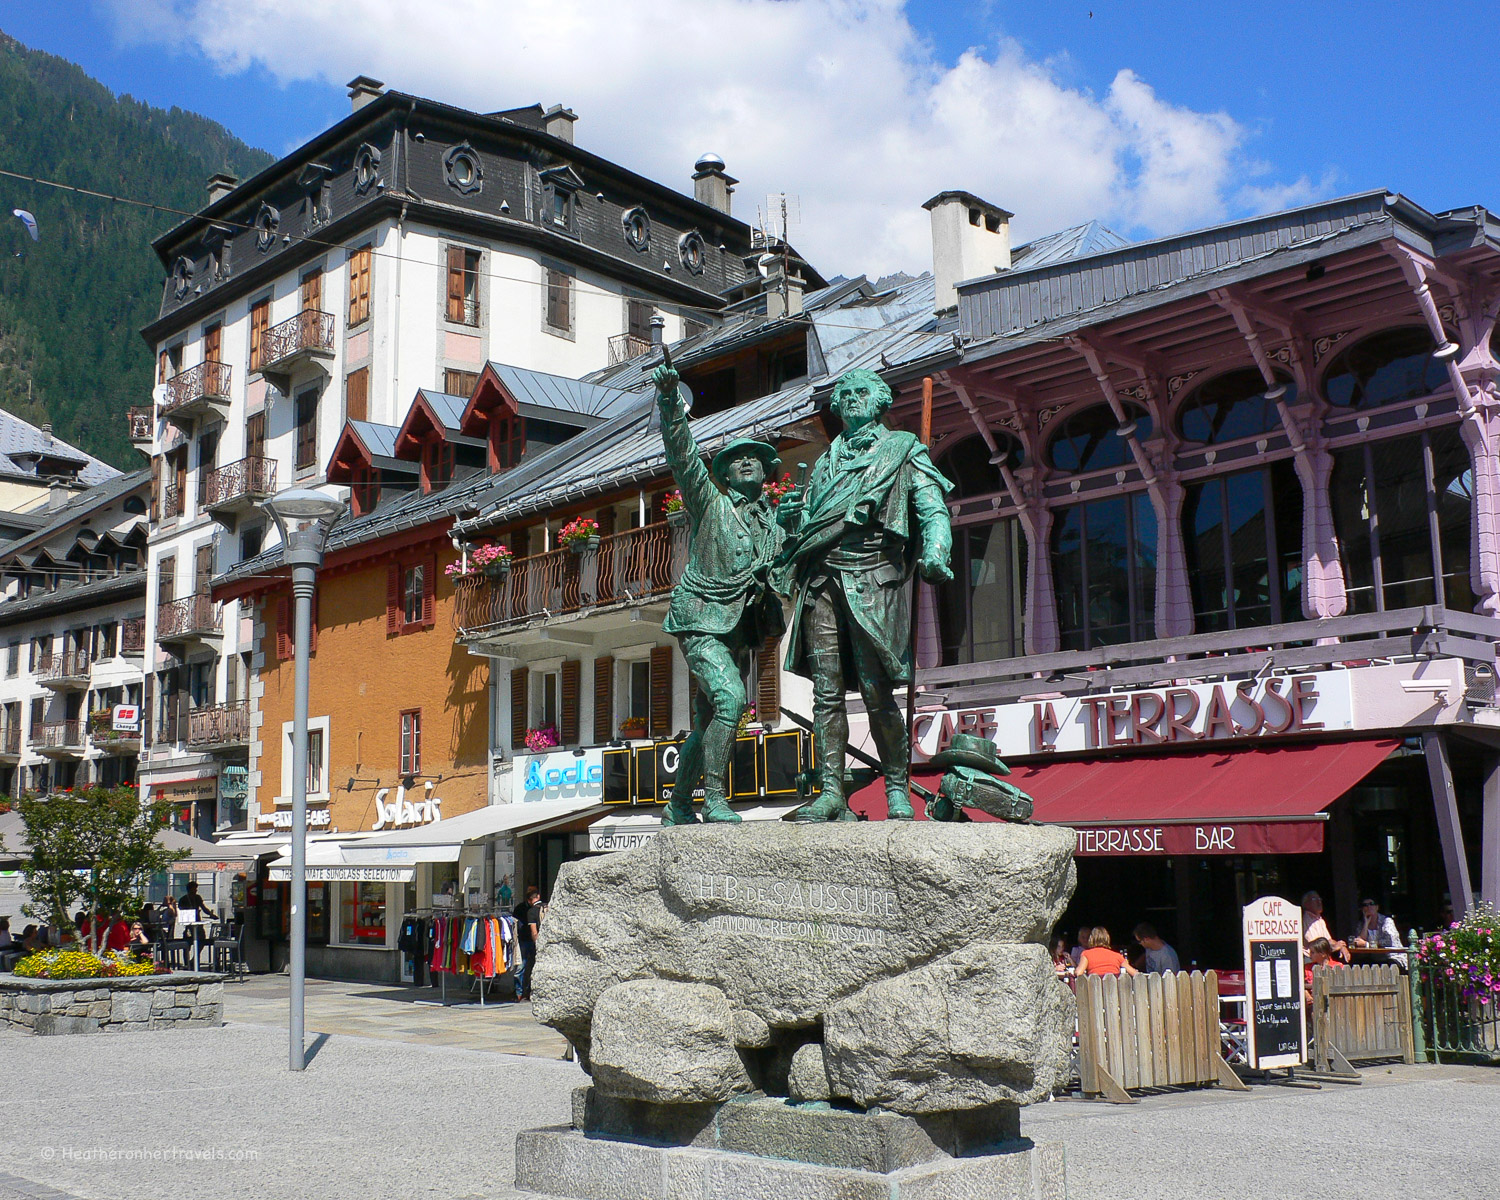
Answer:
[654, 363, 952, 825]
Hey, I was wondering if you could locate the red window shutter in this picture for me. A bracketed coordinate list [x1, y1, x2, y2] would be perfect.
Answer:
[593, 656, 614, 743]
[309, 592, 319, 656]
[446, 246, 465, 322]
[150, 458, 160, 521]
[276, 597, 291, 662]
[421, 555, 437, 628]
[649, 645, 674, 739]
[386, 564, 401, 635]
[510, 666, 529, 750]
[560, 659, 581, 745]
[756, 637, 781, 723]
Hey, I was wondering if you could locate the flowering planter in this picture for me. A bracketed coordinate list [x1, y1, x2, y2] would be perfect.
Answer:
[0, 971, 224, 1035]
[483, 561, 512, 580]
[565, 536, 601, 556]
[666, 509, 689, 528]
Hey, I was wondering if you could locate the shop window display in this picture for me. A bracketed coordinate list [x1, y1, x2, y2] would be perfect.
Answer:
[339, 881, 388, 946]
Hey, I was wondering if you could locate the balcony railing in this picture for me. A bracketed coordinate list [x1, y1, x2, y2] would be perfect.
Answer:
[89, 713, 141, 751]
[127, 406, 153, 443]
[608, 332, 653, 366]
[162, 360, 232, 416]
[156, 594, 221, 642]
[263, 310, 334, 368]
[186, 701, 251, 749]
[917, 605, 1500, 708]
[456, 520, 686, 637]
[161, 484, 183, 522]
[204, 456, 277, 511]
[35, 721, 84, 752]
[121, 617, 146, 655]
[38, 650, 91, 685]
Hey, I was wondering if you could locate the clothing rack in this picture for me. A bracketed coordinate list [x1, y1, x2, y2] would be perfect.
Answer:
[404, 906, 520, 1008]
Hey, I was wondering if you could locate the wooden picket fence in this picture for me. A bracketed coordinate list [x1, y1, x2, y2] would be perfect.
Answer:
[1076, 970, 1247, 1103]
[1310, 963, 1413, 1073]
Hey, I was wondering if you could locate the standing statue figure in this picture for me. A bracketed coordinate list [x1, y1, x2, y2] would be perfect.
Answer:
[776, 368, 953, 822]
[654, 363, 785, 825]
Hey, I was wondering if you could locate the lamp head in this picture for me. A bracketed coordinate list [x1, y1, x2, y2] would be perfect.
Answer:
[264, 487, 346, 523]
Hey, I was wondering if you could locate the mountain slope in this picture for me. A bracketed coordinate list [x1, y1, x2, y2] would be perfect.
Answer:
[0, 31, 273, 466]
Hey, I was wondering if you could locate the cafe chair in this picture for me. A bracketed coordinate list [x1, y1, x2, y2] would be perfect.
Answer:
[212, 923, 249, 980]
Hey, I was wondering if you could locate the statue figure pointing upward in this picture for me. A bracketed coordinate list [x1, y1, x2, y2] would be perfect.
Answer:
[776, 369, 953, 822]
[653, 363, 785, 825]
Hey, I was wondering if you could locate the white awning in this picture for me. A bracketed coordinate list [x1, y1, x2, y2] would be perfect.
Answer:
[267, 864, 416, 883]
[586, 803, 797, 853]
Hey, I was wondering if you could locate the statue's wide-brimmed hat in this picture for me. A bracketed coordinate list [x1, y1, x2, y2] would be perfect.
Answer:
[711, 437, 781, 483]
[929, 733, 1011, 775]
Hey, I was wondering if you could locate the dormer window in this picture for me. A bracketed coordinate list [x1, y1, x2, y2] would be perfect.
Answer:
[420, 437, 454, 493]
[350, 463, 380, 516]
[539, 165, 584, 236]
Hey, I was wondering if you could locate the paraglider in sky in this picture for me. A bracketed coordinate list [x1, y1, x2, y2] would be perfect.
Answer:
[11, 210, 37, 242]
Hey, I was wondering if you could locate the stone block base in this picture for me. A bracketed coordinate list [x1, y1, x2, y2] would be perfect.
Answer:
[0, 973, 224, 1034]
[515, 1126, 1066, 1200]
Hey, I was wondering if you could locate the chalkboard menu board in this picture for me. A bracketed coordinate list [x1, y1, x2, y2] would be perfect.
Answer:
[1242, 895, 1306, 1070]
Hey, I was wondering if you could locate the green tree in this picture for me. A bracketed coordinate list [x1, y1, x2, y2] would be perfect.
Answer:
[2, 786, 175, 951]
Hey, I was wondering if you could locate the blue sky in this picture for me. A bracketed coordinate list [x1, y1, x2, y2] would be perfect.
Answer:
[1, 0, 1493, 274]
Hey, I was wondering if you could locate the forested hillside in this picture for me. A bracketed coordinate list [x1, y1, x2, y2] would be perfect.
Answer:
[0, 31, 272, 466]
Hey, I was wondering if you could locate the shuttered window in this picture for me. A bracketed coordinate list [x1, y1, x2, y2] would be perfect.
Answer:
[246, 411, 265, 459]
[347, 246, 372, 326]
[345, 367, 369, 422]
[510, 666, 529, 750]
[295, 390, 318, 469]
[400, 709, 421, 776]
[446, 247, 480, 325]
[545, 269, 572, 332]
[275, 593, 318, 662]
[649, 645, 674, 738]
[443, 368, 479, 398]
[593, 656, 613, 744]
[150, 456, 161, 521]
[421, 438, 455, 493]
[490, 412, 525, 471]
[249, 298, 270, 372]
[300, 268, 322, 313]
[387, 555, 438, 635]
[203, 323, 222, 365]
[756, 638, 781, 723]
[560, 659, 580, 745]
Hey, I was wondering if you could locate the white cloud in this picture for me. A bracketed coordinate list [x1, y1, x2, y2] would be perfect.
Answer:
[108, 0, 1299, 277]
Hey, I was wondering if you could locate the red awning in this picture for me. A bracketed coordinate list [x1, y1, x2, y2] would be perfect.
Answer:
[851, 738, 1400, 856]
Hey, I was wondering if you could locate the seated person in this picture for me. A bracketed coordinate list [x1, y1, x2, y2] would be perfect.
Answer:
[1078, 926, 1140, 978]
[0, 916, 13, 948]
[127, 920, 153, 960]
[102, 916, 131, 953]
[1133, 923, 1181, 974]
[1303, 935, 1345, 1007]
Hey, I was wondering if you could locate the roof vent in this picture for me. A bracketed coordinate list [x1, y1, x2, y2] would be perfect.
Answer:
[206, 173, 238, 204]
[347, 75, 385, 112]
[692, 153, 737, 215]
[922, 190, 1012, 311]
[544, 105, 578, 144]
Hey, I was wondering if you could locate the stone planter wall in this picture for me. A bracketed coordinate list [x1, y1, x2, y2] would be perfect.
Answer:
[0, 972, 224, 1035]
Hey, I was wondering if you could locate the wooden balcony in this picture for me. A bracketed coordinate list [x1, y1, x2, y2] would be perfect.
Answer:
[203, 455, 277, 518]
[161, 360, 232, 426]
[608, 332, 653, 366]
[0, 726, 21, 762]
[127, 406, 153, 448]
[186, 701, 251, 751]
[156, 594, 222, 648]
[34, 720, 85, 756]
[37, 650, 91, 690]
[121, 617, 146, 656]
[455, 521, 686, 647]
[259, 310, 335, 394]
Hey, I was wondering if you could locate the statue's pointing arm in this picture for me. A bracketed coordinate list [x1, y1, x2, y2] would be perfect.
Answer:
[654, 364, 715, 519]
[912, 452, 954, 584]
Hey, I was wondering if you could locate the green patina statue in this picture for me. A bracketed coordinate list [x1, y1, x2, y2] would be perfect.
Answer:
[775, 368, 954, 822]
[653, 364, 785, 825]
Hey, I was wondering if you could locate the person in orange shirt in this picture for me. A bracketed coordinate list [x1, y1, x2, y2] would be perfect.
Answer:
[1078, 926, 1140, 977]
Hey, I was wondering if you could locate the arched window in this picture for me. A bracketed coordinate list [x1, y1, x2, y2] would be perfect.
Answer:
[1047, 403, 1152, 473]
[1051, 492, 1156, 649]
[1176, 369, 1292, 444]
[1182, 460, 1303, 632]
[937, 433, 1022, 499]
[1330, 425, 1473, 613]
[1322, 326, 1447, 409]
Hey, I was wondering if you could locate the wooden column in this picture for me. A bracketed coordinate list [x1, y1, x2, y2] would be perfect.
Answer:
[1327, 795, 1359, 936]
[1482, 753, 1500, 909]
[1423, 732, 1474, 917]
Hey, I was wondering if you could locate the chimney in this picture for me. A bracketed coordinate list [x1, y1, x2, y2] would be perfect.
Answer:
[692, 153, 737, 215]
[544, 105, 578, 144]
[206, 173, 238, 204]
[762, 254, 805, 320]
[347, 75, 385, 112]
[48, 480, 68, 511]
[649, 314, 666, 348]
[922, 191, 1012, 311]
[39, 422, 52, 444]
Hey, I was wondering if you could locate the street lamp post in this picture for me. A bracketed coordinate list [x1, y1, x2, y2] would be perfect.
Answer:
[261, 487, 346, 1072]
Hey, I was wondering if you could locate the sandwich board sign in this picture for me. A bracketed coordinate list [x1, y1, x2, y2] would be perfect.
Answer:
[1242, 895, 1306, 1069]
